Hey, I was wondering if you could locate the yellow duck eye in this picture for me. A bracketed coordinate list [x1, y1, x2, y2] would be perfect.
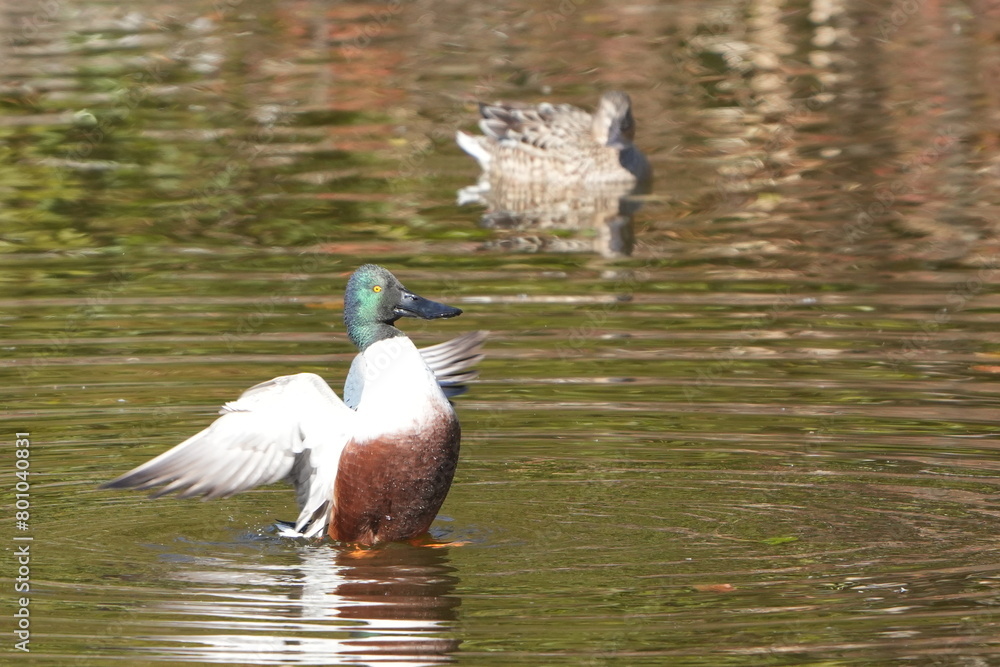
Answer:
[373, 285, 382, 293]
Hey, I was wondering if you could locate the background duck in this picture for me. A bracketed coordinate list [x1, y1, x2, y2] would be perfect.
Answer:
[101, 264, 486, 546]
[456, 91, 651, 185]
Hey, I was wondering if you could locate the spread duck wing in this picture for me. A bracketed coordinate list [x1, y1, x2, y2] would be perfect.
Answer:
[102, 372, 355, 538]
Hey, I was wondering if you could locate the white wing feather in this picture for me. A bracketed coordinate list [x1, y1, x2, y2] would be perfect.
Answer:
[103, 372, 355, 537]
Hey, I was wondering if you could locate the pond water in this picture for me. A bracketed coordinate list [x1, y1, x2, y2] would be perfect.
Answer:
[4, 0, 1000, 665]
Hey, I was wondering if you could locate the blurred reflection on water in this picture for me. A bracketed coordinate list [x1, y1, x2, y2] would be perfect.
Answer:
[155, 543, 460, 666]
[459, 179, 646, 257]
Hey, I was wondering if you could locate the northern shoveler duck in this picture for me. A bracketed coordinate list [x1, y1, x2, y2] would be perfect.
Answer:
[101, 265, 486, 546]
[456, 91, 651, 185]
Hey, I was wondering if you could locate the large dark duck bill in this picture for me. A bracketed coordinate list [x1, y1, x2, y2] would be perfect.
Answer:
[395, 290, 462, 320]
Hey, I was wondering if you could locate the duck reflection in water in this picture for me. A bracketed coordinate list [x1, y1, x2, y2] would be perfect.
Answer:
[158, 542, 461, 665]
[456, 91, 651, 258]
